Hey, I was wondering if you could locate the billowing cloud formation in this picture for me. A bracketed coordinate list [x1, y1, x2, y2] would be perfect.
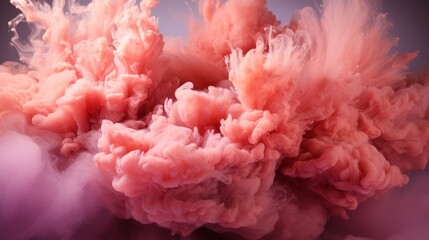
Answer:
[0, 0, 428, 239]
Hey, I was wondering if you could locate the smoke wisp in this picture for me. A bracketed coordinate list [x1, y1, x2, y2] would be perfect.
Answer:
[0, 0, 428, 239]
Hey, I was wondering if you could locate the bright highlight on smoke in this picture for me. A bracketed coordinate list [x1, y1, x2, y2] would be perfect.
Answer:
[0, 0, 428, 239]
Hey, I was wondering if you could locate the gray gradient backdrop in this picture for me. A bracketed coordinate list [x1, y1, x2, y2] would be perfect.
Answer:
[0, 0, 429, 71]
[0, 0, 428, 71]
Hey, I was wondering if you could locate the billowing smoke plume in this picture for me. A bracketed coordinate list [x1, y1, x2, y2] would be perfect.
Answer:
[0, 0, 428, 239]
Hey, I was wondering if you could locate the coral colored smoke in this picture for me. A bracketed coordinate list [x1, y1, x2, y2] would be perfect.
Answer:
[0, 0, 428, 239]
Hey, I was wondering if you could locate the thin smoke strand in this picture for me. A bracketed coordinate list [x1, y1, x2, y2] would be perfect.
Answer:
[0, 0, 428, 239]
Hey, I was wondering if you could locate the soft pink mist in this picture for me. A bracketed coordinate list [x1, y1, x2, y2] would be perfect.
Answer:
[0, 0, 428, 239]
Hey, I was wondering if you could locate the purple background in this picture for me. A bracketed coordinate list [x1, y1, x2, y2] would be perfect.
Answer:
[0, 0, 428, 71]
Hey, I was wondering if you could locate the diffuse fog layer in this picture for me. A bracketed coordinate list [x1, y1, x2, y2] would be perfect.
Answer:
[0, 0, 428, 239]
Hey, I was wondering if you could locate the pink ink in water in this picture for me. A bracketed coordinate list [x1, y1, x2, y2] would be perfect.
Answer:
[0, 0, 428, 239]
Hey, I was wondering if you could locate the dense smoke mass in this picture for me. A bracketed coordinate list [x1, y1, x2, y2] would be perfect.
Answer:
[0, 0, 428, 239]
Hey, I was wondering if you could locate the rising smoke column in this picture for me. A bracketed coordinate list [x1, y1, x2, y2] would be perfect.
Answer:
[0, 0, 428, 239]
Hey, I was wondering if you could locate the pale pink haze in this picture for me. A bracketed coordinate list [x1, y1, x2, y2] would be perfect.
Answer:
[0, 0, 428, 239]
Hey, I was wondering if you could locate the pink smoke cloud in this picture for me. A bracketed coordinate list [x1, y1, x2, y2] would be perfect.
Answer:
[0, 0, 428, 239]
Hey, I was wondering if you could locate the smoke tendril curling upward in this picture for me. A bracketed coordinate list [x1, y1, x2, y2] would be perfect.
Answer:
[0, 0, 428, 239]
